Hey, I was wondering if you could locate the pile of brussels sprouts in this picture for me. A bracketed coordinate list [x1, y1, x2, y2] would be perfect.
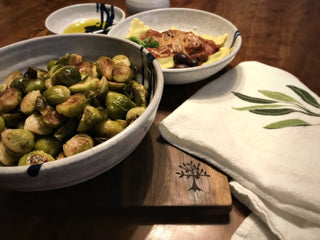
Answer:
[0, 53, 148, 166]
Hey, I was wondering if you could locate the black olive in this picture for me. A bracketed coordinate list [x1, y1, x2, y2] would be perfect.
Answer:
[188, 58, 199, 67]
[174, 64, 190, 68]
[173, 53, 189, 65]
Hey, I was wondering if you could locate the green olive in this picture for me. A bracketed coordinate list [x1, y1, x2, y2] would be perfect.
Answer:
[18, 150, 55, 166]
[43, 85, 71, 105]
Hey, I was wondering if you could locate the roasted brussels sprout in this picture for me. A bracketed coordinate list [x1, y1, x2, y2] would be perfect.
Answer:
[112, 55, 131, 67]
[51, 66, 81, 86]
[1, 112, 24, 128]
[63, 134, 94, 157]
[106, 91, 135, 120]
[126, 106, 146, 124]
[5, 70, 23, 88]
[24, 113, 53, 135]
[96, 56, 113, 80]
[43, 85, 71, 105]
[34, 136, 61, 157]
[76, 61, 98, 78]
[24, 78, 45, 93]
[112, 62, 132, 83]
[0, 88, 22, 113]
[93, 119, 126, 139]
[0, 53, 149, 166]
[18, 150, 55, 166]
[56, 93, 89, 118]
[77, 106, 104, 133]
[132, 81, 148, 106]
[35, 96, 65, 128]
[1, 129, 34, 157]
[0, 142, 18, 166]
[20, 90, 42, 115]
[54, 118, 79, 142]
[69, 77, 100, 98]
[0, 116, 5, 133]
[68, 53, 84, 66]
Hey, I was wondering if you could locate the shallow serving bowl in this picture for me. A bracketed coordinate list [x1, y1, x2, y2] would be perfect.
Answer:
[108, 8, 242, 84]
[0, 34, 163, 191]
[45, 3, 126, 34]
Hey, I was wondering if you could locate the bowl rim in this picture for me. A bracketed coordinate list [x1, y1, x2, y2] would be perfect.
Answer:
[108, 7, 242, 73]
[45, 3, 126, 34]
[0, 34, 164, 175]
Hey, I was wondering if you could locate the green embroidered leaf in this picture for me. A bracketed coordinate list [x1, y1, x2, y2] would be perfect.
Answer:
[232, 92, 277, 104]
[233, 104, 284, 111]
[287, 85, 320, 109]
[264, 119, 311, 129]
[258, 90, 298, 103]
[249, 108, 297, 115]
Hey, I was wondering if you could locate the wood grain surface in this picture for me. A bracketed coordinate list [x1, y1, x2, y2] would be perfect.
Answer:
[0, 0, 319, 239]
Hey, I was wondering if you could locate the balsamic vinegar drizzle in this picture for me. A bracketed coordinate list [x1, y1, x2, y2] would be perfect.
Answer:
[84, 4, 115, 34]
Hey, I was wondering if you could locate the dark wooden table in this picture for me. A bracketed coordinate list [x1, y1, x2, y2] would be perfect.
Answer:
[0, 0, 319, 239]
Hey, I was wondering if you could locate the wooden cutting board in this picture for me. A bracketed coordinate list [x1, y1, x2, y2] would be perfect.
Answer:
[0, 114, 232, 217]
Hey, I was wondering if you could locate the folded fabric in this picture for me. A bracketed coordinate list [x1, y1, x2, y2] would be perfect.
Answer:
[158, 61, 320, 240]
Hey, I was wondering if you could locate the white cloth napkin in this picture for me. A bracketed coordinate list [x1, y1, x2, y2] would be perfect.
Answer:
[158, 61, 320, 240]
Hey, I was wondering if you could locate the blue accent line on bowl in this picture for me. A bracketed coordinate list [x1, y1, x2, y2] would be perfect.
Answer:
[230, 30, 241, 48]
[27, 164, 42, 177]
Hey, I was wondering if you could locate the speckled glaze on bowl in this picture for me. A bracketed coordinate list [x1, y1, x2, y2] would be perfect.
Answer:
[45, 3, 126, 34]
[0, 34, 163, 191]
[108, 8, 242, 84]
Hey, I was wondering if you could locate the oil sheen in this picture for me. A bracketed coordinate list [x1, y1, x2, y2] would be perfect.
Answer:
[63, 19, 103, 33]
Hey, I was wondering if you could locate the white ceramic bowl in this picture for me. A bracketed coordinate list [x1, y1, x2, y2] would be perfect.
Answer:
[108, 8, 242, 84]
[45, 3, 126, 34]
[0, 34, 163, 191]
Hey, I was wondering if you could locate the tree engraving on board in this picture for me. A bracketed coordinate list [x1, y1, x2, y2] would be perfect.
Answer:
[176, 161, 210, 192]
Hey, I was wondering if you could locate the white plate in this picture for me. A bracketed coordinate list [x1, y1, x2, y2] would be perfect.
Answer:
[45, 3, 126, 34]
[108, 8, 242, 85]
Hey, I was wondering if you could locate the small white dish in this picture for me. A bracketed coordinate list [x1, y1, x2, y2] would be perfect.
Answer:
[108, 8, 242, 85]
[45, 3, 126, 34]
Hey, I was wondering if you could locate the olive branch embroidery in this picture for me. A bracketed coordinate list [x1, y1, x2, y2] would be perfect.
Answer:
[176, 161, 210, 192]
[232, 85, 320, 129]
